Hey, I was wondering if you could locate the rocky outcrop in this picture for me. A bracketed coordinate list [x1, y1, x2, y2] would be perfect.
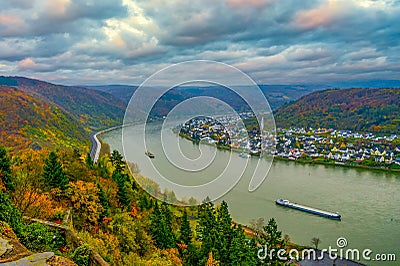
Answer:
[0, 237, 13, 257]
[1, 252, 54, 266]
[0, 222, 31, 263]
[0, 221, 76, 266]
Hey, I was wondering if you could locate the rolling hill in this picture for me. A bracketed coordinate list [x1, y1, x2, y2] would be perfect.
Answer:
[87, 84, 325, 112]
[0, 76, 129, 151]
[0, 86, 89, 151]
[2, 75, 398, 152]
[274, 88, 400, 134]
[85, 84, 138, 104]
[0, 76, 126, 131]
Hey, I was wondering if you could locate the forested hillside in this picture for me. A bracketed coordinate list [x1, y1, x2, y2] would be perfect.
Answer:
[0, 86, 89, 151]
[0, 76, 126, 131]
[0, 76, 292, 265]
[0, 146, 289, 265]
[275, 88, 400, 134]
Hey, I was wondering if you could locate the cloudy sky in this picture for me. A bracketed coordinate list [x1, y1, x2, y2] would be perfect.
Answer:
[0, 0, 399, 85]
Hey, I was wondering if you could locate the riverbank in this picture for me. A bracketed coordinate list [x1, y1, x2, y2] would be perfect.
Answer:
[273, 155, 400, 173]
[91, 125, 400, 173]
[177, 130, 400, 173]
[90, 124, 128, 162]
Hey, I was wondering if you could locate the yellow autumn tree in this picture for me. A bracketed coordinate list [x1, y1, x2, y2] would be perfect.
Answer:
[206, 251, 220, 266]
[69, 180, 103, 227]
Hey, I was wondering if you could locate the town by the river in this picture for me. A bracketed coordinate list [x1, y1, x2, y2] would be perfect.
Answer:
[102, 121, 400, 265]
[177, 114, 400, 171]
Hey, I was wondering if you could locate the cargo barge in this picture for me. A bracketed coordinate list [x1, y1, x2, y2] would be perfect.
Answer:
[275, 199, 341, 220]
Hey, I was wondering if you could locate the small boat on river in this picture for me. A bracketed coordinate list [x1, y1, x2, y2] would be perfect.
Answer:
[145, 150, 155, 158]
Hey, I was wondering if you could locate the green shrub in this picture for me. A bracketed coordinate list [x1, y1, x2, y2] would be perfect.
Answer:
[72, 244, 91, 266]
[0, 190, 21, 234]
[391, 163, 400, 170]
[18, 222, 65, 252]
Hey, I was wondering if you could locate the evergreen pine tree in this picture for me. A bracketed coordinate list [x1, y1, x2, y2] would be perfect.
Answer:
[197, 201, 255, 265]
[229, 225, 246, 265]
[110, 150, 125, 173]
[86, 152, 94, 169]
[139, 194, 150, 210]
[0, 146, 13, 192]
[161, 202, 174, 230]
[179, 210, 197, 265]
[97, 183, 110, 219]
[150, 202, 176, 249]
[215, 201, 233, 264]
[229, 225, 258, 266]
[186, 242, 200, 266]
[112, 171, 130, 208]
[161, 202, 176, 246]
[179, 210, 192, 245]
[197, 201, 219, 265]
[43, 151, 69, 191]
[260, 218, 285, 264]
[150, 202, 162, 243]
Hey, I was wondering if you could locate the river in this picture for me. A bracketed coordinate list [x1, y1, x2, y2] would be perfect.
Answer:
[102, 122, 400, 265]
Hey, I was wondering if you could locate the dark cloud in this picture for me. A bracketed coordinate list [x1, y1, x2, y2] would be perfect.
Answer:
[139, 0, 316, 47]
[0, 0, 399, 85]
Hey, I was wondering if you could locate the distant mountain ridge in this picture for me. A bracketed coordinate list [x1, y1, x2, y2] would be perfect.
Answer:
[86, 84, 326, 111]
[328, 80, 400, 89]
[274, 88, 400, 134]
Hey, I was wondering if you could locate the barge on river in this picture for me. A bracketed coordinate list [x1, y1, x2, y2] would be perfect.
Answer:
[145, 150, 155, 159]
[275, 199, 341, 220]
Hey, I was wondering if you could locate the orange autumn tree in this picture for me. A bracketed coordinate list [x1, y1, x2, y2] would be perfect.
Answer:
[98, 177, 119, 209]
[159, 248, 183, 265]
[20, 192, 54, 219]
[206, 252, 220, 266]
[11, 149, 56, 218]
